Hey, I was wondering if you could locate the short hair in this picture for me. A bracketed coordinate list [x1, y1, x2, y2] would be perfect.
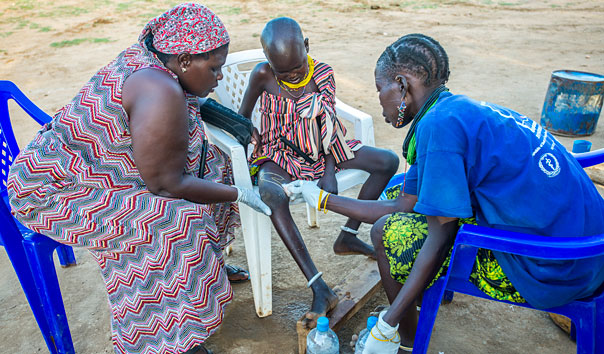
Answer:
[376, 33, 450, 86]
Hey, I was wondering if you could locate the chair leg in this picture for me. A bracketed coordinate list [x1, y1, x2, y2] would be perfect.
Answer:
[239, 204, 273, 317]
[443, 290, 454, 304]
[56, 244, 76, 267]
[306, 203, 318, 228]
[595, 300, 604, 354]
[1, 235, 57, 353]
[23, 235, 75, 354]
[413, 278, 447, 354]
[569, 311, 595, 354]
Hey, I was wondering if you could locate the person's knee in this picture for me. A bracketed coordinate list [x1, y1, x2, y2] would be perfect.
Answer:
[370, 215, 389, 249]
[381, 149, 400, 175]
[259, 183, 288, 210]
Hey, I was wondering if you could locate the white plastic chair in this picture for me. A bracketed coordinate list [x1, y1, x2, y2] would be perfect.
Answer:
[205, 49, 375, 317]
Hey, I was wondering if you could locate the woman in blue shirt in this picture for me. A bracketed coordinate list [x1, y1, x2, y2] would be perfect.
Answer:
[285, 33, 604, 353]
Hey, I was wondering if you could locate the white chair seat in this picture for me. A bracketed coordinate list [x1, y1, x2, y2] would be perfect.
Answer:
[205, 49, 375, 317]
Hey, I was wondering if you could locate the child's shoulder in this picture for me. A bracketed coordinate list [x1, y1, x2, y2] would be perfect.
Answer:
[313, 59, 333, 74]
[248, 61, 273, 88]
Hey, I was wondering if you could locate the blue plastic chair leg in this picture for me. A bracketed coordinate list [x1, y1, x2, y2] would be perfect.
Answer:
[23, 235, 75, 354]
[414, 277, 447, 354]
[443, 290, 454, 304]
[596, 300, 604, 354]
[56, 244, 76, 267]
[573, 311, 595, 354]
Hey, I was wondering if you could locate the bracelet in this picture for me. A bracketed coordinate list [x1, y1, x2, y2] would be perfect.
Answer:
[307, 271, 323, 288]
[317, 189, 324, 211]
[375, 325, 400, 343]
[370, 329, 401, 343]
[340, 226, 359, 235]
[322, 193, 330, 214]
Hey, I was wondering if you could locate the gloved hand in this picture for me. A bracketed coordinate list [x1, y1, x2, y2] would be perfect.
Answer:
[234, 186, 272, 216]
[282, 180, 325, 210]
[362, 310, 400, 354]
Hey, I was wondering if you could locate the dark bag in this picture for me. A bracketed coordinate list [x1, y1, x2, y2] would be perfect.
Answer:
[198, 98, 253, 146]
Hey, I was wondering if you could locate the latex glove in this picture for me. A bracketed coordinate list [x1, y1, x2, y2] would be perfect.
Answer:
[234, 186, 272, 216]
[362, 310, 400, 354]
[282, 180, 324, 210]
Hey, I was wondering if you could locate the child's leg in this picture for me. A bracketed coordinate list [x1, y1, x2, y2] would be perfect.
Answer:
[335, 146, 399, 257]
[257, 162, 338, 327]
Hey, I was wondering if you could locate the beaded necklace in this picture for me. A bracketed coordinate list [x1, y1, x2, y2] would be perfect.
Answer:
[275, 55, 314, 99]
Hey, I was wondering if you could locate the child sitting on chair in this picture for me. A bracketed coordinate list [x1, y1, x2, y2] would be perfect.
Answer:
[238, 17, 399, 326]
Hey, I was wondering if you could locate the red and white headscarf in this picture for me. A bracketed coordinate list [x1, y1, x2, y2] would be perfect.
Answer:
[138, 3, 229, 55]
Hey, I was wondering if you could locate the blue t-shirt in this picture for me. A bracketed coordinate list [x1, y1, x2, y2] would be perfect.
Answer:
[412, 92, 604, 309]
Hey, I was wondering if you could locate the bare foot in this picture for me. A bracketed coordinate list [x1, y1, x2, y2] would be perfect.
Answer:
[302, 287, 339, 329]
[333, 231, 376, 259]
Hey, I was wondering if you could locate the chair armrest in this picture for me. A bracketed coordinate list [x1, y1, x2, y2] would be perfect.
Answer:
[0, 81, 52, 125]
[204, 122, 253, 190]
[572, 148, 604, 168]
[335, 98, 375, 147]
[455, 224, 604, 260]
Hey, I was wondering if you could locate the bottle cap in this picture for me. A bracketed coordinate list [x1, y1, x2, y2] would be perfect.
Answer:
[367, 316, 378, 330]
[317, 316, 329, 332]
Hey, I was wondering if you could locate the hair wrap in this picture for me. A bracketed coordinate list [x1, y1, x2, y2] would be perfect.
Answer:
[138, 3, 229, 55]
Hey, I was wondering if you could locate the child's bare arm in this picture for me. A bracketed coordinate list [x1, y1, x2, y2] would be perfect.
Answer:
[239, 62, 271, 118]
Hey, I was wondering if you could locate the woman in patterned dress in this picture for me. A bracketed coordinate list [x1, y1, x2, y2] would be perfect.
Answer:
[7, 3, 270, 354]
[286, 33, 604, 353]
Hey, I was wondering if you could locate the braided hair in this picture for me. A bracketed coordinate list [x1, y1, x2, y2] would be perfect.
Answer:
[376, 33, 450, 86]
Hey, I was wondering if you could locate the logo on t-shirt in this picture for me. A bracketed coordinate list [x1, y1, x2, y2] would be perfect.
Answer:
[538, 152, 560, 177]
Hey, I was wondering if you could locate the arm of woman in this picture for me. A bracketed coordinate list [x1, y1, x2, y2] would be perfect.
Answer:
[381, 215, 458, 325]
[326, 192, 417, 223]
[285, 179, 417, 223]
[123, 68, 238, 204]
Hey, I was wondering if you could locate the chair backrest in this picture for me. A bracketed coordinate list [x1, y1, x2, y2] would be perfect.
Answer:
[0, 81, 51, 198]
[214, 49, 266, 128]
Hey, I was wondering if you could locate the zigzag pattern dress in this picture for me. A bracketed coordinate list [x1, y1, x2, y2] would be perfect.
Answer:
[7, 43, 239, 354]
[251, 60, 362, 180]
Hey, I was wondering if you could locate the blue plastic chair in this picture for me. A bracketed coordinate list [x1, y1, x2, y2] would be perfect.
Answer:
[414, 148, 604, 354]
[0, 80, 76, 354]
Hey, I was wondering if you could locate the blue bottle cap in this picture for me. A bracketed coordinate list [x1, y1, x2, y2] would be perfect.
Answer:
[367, 316, 378, 329]
[317, 316, 329, 332]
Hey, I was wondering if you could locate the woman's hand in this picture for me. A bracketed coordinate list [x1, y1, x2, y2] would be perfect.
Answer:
[235, 186, 272, 215]
[251, 127, 263, 156]
[283, 180, 325, 210]
[362, 310, 400, 354]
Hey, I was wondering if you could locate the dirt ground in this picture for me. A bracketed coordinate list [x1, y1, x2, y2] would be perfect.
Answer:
[1, 0, 603, 353]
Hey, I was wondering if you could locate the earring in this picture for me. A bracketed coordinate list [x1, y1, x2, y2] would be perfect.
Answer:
[396, 100, 406, 126]
[181, 67, 187, 73]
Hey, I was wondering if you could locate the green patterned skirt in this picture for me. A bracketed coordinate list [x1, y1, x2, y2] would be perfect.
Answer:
[382, 184, 525, 303]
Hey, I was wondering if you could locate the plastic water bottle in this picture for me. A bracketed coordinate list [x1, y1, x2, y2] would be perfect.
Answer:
[307, 316, 339, 353]
[354, 316, 378, 354]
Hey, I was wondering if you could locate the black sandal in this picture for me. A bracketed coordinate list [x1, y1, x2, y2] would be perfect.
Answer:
[226, 264, 250, 283]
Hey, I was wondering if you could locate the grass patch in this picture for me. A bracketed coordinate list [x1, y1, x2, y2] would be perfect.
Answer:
[0, 32, 14, 38]
[50, 37, 111, 48]
[38, 26, 52, 32]
[8, 0, 36, 11]
[37, 5, 89, 17]
[240, 18, 250, 24]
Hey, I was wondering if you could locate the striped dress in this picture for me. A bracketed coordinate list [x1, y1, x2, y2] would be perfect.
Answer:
[254, 60, 361, 180]
[7, 44, 239, 354]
